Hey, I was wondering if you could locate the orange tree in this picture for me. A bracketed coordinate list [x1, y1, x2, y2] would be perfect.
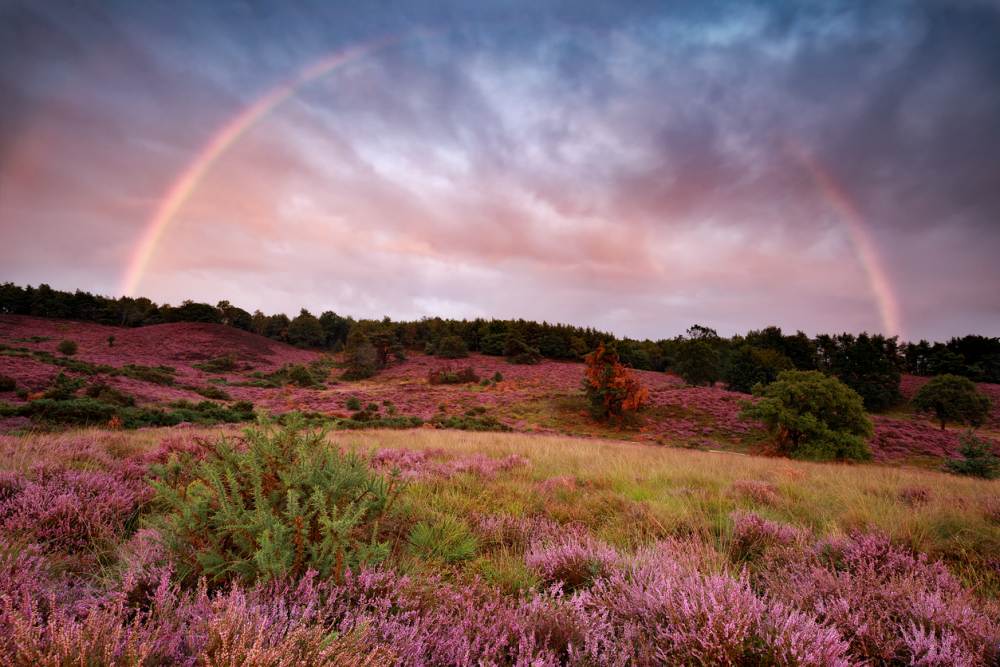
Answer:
[582, 343, 649, 421]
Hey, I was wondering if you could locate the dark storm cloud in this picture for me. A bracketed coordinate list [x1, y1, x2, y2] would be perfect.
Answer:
[0, 0, 998, 340]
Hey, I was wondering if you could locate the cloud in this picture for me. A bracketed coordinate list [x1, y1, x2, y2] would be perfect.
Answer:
[1, 0, 998, 340]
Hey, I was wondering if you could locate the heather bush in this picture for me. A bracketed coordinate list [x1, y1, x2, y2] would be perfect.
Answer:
[408, 515, 478, 563]
[0, 374, 15, 392]
[435, 335, 469, 359]
[150, 422, 402, 585]
[525, 531, 618, 590]
[57, 339, 78, 356]
[913, 374, 991, 430]
[582, 343, 649, 421]
[740, 370, 873, 461]
[729, 479, 781, 506]
[728, 511, 804, 562]
[945, 431, 999, 479]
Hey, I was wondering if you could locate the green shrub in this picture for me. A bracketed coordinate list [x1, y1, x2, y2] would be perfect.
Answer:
[120, 364, 176, 385]
[492, 371, 504, 382]
[335, 416, 423, 430]
[107, 335, 115, 348]
[740, 370, 873, 461]
[0, 374, 16, 392]
[43, 372, 85, 400]
[435, 335, 469, 359]
[150, 422, 401, 585]
[84, 382, 136, 406]
[430, 414, 511, 432]
[945, 431, 999, 479]
[193, 354, 238, 373]
[913, 374, 991, 430]
[191, 385, 232, 401]
[345, 396, 362, 411]
[18, 397, 118, 425]
[57, 339, 78, 356]
[286, 364, 317, 387]
[428, 366, 479, 385]
[408, 516, 477, 563]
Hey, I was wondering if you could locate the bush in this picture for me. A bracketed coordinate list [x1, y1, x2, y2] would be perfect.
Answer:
[287, 309, 326, 348]
[912, 374, 991, 430]
[191, 385, 232, 401]
[723, 346, 794, 394]
[193, 354, 238, 373]
[0, 374, 14, 391]
[120, 364, 176, 385]
[429, 414, 511, 432]
[435, 335, 469, 359]
[428, 366, 479, 385]
[480, 332, 508, 356]
[505, 338, 541, 365]
[57, 339, 78, 356]
[42, 372, 85, 400]
[945, 431, 999, 479]
[346, 396, 362, 411]
[84, 382, 136, 406]
[740, 370, 873, 461]
[582, 343, 649, 421]
[342, 331, 378, 380]
[286, 364, 317, 388]
[492, 371, 504, 382]
[151, 422, 401, 585]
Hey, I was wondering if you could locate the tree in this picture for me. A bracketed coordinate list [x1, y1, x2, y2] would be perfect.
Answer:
[723, 346, 793, 394]
[912, 374, 991, 430]
[319, 311, 351, 349]
[436, 335, 469, 359]
[582, 343, 649, 421]
[675, 339, 721, 386]
[505, 337, 541, 365]
[945, 431, 999, 479]
[217, 300, 253, 331]
[740, 370, 873, 461]
[341, 329, 378, 380]
[287, 309, 325, 348]
[815, 333, 901, 411]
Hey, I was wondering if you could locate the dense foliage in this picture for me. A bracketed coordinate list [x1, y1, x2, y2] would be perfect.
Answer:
[945, 431, 999, 479]
[740, 370, 873, 461]
[150, 422, 400, 585]
[582, 343, 649, 421]
[816, 333, 902, 411]
[912, 374, 991, 430]
[722, 345, 794, 394]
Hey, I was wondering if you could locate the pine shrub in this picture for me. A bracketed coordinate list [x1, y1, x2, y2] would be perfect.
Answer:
[945, 431, 999, 479]
[57, 339, 78, 356]
[150, 421, 402, 585]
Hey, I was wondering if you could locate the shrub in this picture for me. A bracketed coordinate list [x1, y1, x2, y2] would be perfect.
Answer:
[191, 385, 231, 401]
[287, 309, 326, 348]
[505, 337, 541, 365]
[492, 371, 504, 382]
[42, 372, 85, 400]
[106, 335, 115, 347]
[428, 366, 479, 385]
[57, 339, 77, 356]
[84, 382, 136, 406]
[723, 345, 794, 394]
[912, 374, 991, 430]
[150, 422, 401, 585]
[408, 516, 478, 563]
[120, 364, 176, 385]
[582, 343, 649, 421]
[945, 431, 999, 479]
[740, 370, 873, 461]
[479, 332, 507, 356]
[435, 335, 469, 359]
[345, 396, 362, 411]
[0, 374, 16, 391]
[429, 414, 512, 432]
[193, 354, 238, 373]
[285, 364, 317, 387]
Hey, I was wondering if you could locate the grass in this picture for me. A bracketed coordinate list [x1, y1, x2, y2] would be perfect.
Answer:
[3, 425, 997, 597]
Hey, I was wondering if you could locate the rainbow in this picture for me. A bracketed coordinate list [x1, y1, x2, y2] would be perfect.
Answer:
[786, 142, 903, 338]
[119, 36, 401, 297]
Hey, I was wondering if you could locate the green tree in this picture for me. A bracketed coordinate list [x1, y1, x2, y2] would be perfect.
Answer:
[945, 431, 999, 479]
[912, 374, 991, 430]
[740, 370, 873, 461]
[723, 346, 793, 394]
[436, 335, 469, 359]
[342, 329, 378, 380]
[675, 339, 720, 386]
[815, 333, 901, 411]
[287, 309, 325, 348]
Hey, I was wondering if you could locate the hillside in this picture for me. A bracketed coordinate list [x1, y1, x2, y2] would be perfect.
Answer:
[2, 315, 998, 466]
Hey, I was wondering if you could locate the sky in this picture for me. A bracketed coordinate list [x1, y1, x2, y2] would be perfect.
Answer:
[1, 0, 998, 342]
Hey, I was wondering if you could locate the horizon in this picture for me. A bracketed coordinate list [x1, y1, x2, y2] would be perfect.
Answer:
[2, 1, 999, 340]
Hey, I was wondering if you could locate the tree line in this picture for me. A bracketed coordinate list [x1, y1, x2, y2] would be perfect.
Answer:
[2, 283, 998, 407]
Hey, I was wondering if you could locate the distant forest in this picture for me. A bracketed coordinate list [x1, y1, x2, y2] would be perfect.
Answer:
[2, 283, 998, 404]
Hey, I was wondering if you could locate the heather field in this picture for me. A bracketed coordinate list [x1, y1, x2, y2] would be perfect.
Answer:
[2, 315, 1000, 664]
[0, 426, 998, 665]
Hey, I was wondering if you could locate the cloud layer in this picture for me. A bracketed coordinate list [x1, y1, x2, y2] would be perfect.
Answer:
[2, 1, 999, 340]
